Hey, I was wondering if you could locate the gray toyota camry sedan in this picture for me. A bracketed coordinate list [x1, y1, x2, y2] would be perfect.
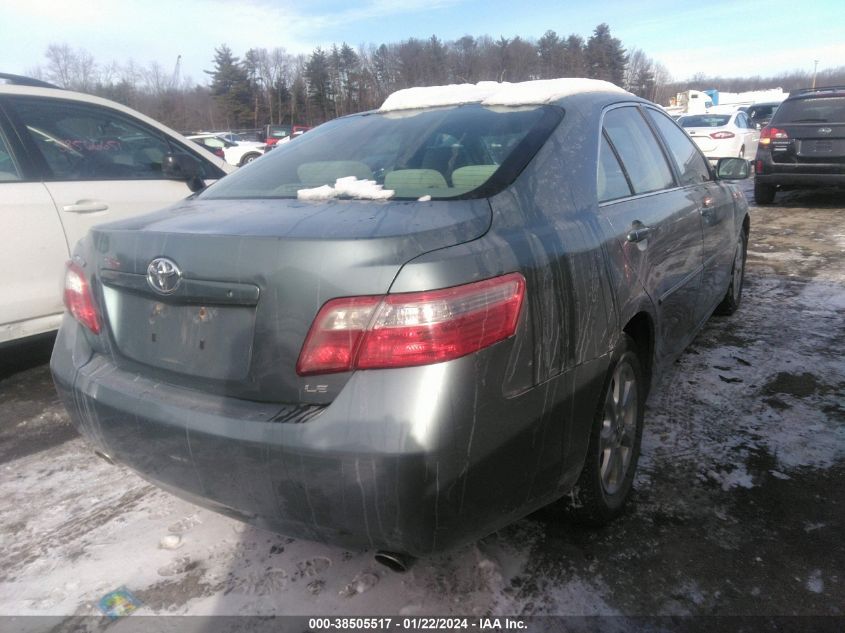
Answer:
[52, 79, 750, 564]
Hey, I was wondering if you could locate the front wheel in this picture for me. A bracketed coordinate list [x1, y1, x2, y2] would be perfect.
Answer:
[566, 334, 645, 525]
[714, 228, 748, 316]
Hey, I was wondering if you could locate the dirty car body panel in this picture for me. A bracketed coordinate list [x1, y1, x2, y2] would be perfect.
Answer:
[52, 85, 749, 556]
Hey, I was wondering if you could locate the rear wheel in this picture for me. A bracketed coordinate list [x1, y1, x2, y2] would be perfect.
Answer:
[754, 181, 776, 205]
[240, 152, 260, 166]
[566, 335, 645, 525]
[715, 228, 748, 316]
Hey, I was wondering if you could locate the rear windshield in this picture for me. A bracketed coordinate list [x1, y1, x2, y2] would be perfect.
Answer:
[678, 115, 731, 127]
[773, 96, 845, 124]
[201, 104, 562, 201]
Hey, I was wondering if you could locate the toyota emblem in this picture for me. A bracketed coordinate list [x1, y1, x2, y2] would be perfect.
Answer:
[146, 257, 182, 294]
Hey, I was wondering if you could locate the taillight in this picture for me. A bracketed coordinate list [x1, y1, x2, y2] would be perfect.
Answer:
[213, 148, 225, 158]
[296, 273, 526, 375]
[63, 261, 100, 334]
[759, 126, 788, 145]
[710, 131, 735, 139]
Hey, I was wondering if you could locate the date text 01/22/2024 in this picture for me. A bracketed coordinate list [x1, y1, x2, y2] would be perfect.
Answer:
[307, 617, 528, 630]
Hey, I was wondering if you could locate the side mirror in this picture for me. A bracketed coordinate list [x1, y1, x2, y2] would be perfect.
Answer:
[716, 157, 750, 180]
[162, 153, 206, 192]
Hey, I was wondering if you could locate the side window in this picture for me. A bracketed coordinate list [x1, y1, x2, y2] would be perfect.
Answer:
[597, 134, 632, 202]
[0, 132, 21, 181]
[646, 108, 711, 186]
[603, 107, 675, 194]
[8, 97, 172, 181]
[736, 113, 748, 128]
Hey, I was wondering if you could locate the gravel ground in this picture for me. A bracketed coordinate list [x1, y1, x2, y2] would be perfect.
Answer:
[0, 180, 843, 622]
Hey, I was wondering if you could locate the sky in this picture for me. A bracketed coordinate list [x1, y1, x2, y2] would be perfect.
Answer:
[2, 0, 844, 86]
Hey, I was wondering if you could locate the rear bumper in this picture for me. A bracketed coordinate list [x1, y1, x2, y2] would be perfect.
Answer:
[51, 317, 606, 556]
[756, 152, 845, 186]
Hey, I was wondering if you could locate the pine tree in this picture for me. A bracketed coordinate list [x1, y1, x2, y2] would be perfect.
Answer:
[563, 35, 586, 77]
[538, 31, 565, 79]
[305, 48, 334, 123]
[585, 24, 627, 86]
[205, 45, 252, 128]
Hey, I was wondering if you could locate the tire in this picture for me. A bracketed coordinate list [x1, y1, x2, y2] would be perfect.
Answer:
[240, 153, 260, 166]
[566, 334, 645, 525]
[714, 227, 748, 316]
[754, 181, 776, 205]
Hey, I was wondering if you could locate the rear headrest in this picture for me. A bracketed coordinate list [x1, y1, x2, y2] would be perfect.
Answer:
[384, 169, 448, 190]
[297, 161, 373, 185]
[451, 165, 497, 189]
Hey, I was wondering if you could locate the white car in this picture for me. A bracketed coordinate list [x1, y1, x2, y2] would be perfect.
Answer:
[677, 111, 760, 161]
[0, 74, 234, 344]
[186, 133, 266, 166]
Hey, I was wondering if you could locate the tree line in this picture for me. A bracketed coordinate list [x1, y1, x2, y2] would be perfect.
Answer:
[27, 27, 845, 133]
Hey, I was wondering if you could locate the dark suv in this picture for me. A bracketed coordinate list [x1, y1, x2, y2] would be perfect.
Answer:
[746, 101, 780, 130]
[754, 86, 845, 204]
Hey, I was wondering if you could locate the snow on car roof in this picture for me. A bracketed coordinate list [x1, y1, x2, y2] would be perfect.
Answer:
[379, 78, 630, 112]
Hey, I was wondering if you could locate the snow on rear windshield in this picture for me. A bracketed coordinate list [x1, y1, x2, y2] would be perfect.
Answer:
[201, 104, 562, 201]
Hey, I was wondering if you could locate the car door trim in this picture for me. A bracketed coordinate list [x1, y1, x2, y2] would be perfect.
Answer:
[657, 263, 705, 306]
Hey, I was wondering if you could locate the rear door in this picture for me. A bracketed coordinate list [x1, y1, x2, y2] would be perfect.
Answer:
[3, 95, 225, 252]
[598, 105, 704, 359]
[645, 107, 736, 322]
[0, 109, 68, 341]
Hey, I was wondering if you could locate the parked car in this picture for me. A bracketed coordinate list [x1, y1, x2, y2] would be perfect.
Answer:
[0, 73, 232, 345]
[754, 86, 845, 204]
[746, 101, 781, 129]
[186, 133, 266, 166]
[262, 123, 292, 148]
[677, 110, 760, 161]
[51, 79, 750, 564]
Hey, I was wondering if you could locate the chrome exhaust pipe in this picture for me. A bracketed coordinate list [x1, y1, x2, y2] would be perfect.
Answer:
[374, 551, 413, 573]
[94, 449, 115, 465]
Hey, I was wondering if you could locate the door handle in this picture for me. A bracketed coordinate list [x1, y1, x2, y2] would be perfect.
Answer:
[62, 201, 109, 213]
[701, 196, 714, 208]
[626, 226, 652, 243]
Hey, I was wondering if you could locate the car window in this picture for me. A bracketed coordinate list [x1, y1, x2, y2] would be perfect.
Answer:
[772, 96, 845, 123]
[202, 104, 563, 200]
[646, 108, 711, 186]
[7, 97, 176, 181]
[197, 137, 227, 149]
[603, 106, 675, 195]
[597, 134, 632, 202]
[0, 132, 21, 181]
[678, 115, 731, 127]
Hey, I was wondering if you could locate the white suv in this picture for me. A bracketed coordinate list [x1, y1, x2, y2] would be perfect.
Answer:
[186, 133, 266, 166]
[0, 74, 234, 344]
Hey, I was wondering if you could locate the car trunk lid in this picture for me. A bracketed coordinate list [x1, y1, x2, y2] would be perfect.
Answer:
[89, 196, 491, 404]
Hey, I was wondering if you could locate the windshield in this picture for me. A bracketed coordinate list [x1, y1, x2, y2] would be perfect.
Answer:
[201, 104, 562, 201]
[678, 114, 731, 128]
[773, 96, 845, 123]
